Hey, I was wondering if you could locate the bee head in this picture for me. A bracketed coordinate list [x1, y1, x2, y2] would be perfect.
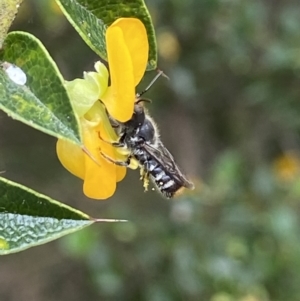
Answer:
[124, 98, 150, 130]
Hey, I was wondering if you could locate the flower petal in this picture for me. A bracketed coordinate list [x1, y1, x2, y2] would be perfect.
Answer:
[102, 25, 135, 122]
[116, 166, 127, 182]
[102, 18, 149, 122]
[97, 117, 128, 182]
[84, 61, 109, 98]
[56, 139, 85, 179]
[110, 18, 149, 85]
[65, 78, 99, 117]
[85, 101, 117, 138]
[82, 120, 117, 199]
[94, 61, 109, 79]
[65, 61, 109, 118]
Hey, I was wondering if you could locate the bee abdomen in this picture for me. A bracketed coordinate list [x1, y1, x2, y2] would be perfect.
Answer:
[133, 148, 149, 166]
[133, 148, 183, 198]
[149, 163, 182, 199]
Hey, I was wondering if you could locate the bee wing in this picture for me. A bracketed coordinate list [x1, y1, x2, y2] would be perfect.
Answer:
[143, 141, 194, 189]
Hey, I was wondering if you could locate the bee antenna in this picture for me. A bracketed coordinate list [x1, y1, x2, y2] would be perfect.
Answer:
[136, 69, 168, 98]
[157, 68, 170, 80]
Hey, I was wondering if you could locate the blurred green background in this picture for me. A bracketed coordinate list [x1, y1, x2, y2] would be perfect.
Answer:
[2, 0, 300, 300]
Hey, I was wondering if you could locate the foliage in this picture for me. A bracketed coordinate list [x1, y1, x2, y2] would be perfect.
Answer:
[0, 177, 93, 255]
[56, 0, 157, 70]
[0, 0, 157, 253]
[0, 31, 80, 143]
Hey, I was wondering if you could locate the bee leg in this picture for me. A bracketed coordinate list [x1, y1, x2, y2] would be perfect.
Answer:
[108, 116, 120, 128]
[100, 151, 130, 167]
[97, 132, 125, 148]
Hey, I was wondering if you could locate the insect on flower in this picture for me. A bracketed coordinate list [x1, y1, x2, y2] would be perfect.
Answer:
[57, 17, 193, 199]
[100, 71, 195, 198]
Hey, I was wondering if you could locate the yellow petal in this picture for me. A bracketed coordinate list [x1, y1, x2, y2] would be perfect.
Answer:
[95, 102, 127, 182]
[98, 122, 127, 183]
[103, 18, 149, 122]
[82, 120, 117, 199]
[56, 139, 85, 179]
[116, 166, 127, 182]
[102, 24, 135, 122]
[109, 18, 149, 86]
[85, 101, 118, 140]
[96, 106, 127, 183]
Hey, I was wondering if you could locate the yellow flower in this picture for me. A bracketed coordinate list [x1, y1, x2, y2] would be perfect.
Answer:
[56, 18, 149, 199]
[274, 152, 300, 183]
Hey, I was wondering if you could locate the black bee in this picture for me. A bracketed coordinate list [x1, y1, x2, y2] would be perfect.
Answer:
[101, 71, 194, 198]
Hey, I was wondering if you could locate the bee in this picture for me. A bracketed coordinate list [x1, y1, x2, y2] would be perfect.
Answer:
[101, 71, 194, 198]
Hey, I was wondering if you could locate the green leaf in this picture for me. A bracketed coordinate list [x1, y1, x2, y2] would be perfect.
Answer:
[0, 32, 81, 144]
[0, 177, 92, 255]
[56, 0, 157, 70]
[0, 177, 126, 255]
[0, 0, 23, 48]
